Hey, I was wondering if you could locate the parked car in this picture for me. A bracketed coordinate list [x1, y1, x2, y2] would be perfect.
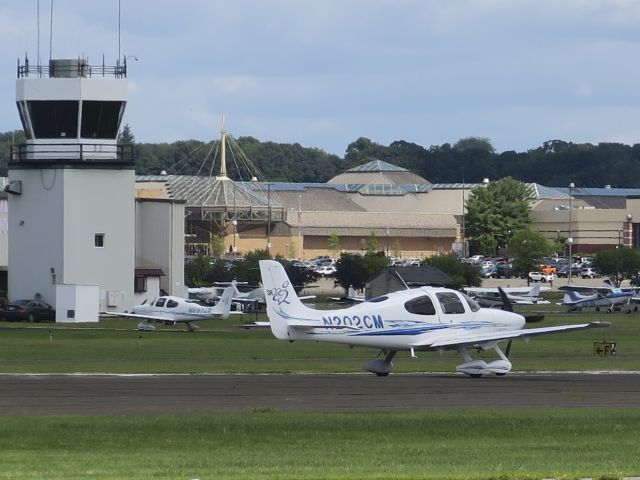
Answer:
[580, 267, 600, 279]
[528, 271, 554, 283]
[555, 265, 579, 278]
[1, 299, 56, 322]
[539, 264, 557, 275]
[480, 266, 498, 278]
[315, 265, 337, 276]
[495, 262, 513, 278]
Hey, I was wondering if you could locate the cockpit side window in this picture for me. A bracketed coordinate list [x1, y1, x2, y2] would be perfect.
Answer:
[461, 293, 481, 312]
[404, 295, 436, 315]
[166, 299, 179, 308]
[155, 298, 166, 307]
[436, 292, 466, 314]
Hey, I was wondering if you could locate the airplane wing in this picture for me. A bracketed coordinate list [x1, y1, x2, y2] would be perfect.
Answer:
[511, 298, 550, 305]
[559, 285, 614, 294]
[412, 322, 608, 350]
[101, 311, 178, 322]
[465, 286, 551, 294]
[235, 321, 271, 329]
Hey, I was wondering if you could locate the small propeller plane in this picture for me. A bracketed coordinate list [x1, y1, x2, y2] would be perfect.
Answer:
[559, 283, 632, 312]
[103, 287, 234, 331]
[464, 284, 550, 307]
[259, 260, 606, 377]
[189, 281, 266, 310]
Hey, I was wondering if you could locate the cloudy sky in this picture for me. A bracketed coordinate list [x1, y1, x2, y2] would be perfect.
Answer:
[1, 0, 640, 156]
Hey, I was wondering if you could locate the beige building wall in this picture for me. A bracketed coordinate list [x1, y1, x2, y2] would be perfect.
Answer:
[532, 207, 635, 252]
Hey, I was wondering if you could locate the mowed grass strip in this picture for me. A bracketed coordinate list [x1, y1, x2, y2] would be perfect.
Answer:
[0, 311, 637, 374]
[0, 410, 637, 479]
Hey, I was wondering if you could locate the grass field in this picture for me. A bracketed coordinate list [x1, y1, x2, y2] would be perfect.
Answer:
[1, 303, 638, 479]
[0, 307, 637, 374]
[0, 410, 638, 479]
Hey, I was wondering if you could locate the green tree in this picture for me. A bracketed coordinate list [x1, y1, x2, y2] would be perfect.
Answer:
[334, 252, 387, 292]
[466, 177, 533, 255]
[234, 249, 272, 285]
[507, 229, 553, 278]
[184, 255, 212, 287]
[422, 254, 481, 289]
[592, 248, 640, 287]
[118, 123, 135, 144]
[365, 232, 379, 252]
[453, 136, 495, 154]
[327, 232, 341, 258]
[210, 234, 226, 258]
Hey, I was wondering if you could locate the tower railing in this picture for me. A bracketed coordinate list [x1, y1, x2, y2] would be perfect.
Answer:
[10, 143, 135, 165]
[17, 59, 127, 79]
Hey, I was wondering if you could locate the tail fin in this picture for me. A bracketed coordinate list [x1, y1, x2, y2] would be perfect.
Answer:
[563, 290, 582, 305]
[259, 260, 312, 339]
[528, 284, 541, 297]
[214, 287, 233, 319]
[347, 285, 356, 298]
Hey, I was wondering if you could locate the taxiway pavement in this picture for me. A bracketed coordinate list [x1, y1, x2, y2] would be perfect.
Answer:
[1, 373, 638, 415]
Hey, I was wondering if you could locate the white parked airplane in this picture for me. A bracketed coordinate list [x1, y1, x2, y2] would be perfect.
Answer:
[189, 281, 266, 309]
[331, 285, 366, 304]
[103, 287, 234, 331]
[259, 260, 605, 377]
[464, 284, 550, 306]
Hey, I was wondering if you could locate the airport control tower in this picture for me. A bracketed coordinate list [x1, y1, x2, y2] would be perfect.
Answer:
[7, 57, 135, 321]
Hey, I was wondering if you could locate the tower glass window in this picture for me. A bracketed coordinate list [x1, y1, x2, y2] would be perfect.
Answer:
[95, 233, 105, 248]
[27, 100, 79, 138]
[81, 101, 125, 139]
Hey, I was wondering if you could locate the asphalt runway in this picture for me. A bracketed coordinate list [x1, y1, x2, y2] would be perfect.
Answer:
[1, 372, 639, 415]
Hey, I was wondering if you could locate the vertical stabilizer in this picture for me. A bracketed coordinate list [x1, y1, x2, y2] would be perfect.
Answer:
[528, 284, 541, 297]
[259, 260, 313, 339]
[215, 287, 234, 319]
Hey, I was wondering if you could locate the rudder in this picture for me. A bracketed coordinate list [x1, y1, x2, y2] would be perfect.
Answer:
[259, 260, 310, 340]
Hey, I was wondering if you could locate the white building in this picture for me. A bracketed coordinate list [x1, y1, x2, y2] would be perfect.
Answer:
[7, 58, 135, 321]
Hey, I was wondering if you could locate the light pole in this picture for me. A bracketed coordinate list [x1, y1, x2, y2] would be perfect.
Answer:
[568, 182, 574, 283]
[461, 167, 466, 258]
[267, 183, 271, 254]
[232, 219, 237, 256]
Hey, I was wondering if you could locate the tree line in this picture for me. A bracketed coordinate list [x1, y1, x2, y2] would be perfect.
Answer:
[3, 127, 640, 187]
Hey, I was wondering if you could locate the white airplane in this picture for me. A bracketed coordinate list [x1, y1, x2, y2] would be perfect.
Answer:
[259, 260, 605, 377]
[189, 281, 266, 309]
[559, 283, 632, 312]
[103, 287, 234, 331]
[331, 285, 366, 304]
[464, 284, 550, 306]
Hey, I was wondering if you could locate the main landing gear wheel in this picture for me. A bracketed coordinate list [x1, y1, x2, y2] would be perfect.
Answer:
[363, 350, 397, 376]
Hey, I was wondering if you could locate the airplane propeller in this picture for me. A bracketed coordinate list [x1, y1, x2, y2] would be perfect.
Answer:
[505, 340, 513, 358]
[497, 287, 545, 324]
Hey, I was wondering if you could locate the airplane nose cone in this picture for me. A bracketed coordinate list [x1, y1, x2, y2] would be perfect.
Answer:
[493, 309, 526, 328]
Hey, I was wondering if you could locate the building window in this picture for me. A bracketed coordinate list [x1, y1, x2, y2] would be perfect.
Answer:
[27, 100, 79, 138]
[134, 276, 147, 293]
[81, 100, 125, 139]
[95, 233, 105, 247]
